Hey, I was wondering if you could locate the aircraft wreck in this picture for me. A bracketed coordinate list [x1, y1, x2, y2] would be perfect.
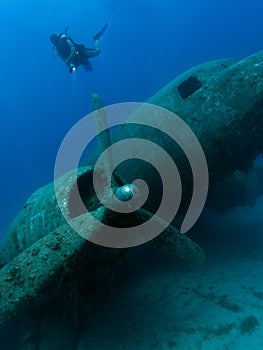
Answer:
[0, 50, 263, 349]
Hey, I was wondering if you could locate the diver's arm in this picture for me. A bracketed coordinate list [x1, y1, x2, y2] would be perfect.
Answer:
[64, 40, 77, 65]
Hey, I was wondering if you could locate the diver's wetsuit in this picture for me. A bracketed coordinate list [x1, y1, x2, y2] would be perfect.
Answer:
[50, 21, 109, 73]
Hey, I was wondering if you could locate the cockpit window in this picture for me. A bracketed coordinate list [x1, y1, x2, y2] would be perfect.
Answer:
[177, 76, 203, 99]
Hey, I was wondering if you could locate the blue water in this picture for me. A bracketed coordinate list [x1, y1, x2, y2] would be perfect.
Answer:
[1, 1, 263, 349]
[1, 0, 262, 236]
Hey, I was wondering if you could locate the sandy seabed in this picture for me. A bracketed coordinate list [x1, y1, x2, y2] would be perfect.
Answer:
[79, 203, 263, 350]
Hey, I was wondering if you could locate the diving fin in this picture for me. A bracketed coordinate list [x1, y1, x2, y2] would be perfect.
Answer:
[93, 21, 109, 41]
[84, 61, 93, 72]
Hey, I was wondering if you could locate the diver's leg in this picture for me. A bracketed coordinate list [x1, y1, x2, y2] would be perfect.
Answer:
[85, 47, 100, 58]
[85, 21, 109, 58]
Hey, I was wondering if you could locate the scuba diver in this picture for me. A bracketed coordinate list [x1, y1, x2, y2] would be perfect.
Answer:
[50, 21, 109, 73]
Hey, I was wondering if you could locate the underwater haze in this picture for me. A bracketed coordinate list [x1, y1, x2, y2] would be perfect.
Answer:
[1, 1, 263, 349]
[1, 0, 262, 235]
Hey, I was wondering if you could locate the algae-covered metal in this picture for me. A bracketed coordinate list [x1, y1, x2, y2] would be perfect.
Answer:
[1, 51, 263, 348]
